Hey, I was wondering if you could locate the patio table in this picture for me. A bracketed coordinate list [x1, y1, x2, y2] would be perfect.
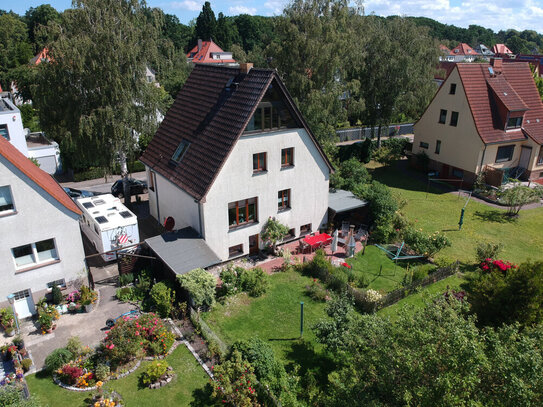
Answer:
[304, 233, 332, 251]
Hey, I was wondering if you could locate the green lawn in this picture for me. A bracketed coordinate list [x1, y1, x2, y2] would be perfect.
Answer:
[202, 270, 328, 369]
[368, 161, 543, 264]
[26, 344, 212, 407]
[377, 274, 465, 322]
[345, 245, 427, 292]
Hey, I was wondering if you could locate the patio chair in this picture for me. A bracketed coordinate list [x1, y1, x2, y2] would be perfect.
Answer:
[341, 221, 349, 236]
[355, 226, 368, 241]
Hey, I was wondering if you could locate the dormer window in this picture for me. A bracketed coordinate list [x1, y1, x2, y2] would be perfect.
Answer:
[506, 116, 523, 130]
[171, 140, 190, 163]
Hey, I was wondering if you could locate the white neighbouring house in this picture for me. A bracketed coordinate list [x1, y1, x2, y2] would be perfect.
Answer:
[141, 63, 333, 268]
[0, 97, 61, 174]
[0, 136, 86, 318]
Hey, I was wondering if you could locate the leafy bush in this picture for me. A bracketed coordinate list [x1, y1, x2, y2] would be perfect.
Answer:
[58, 364, 85, 385]
[103, 313, 175, 366]
[21, 358, 32, 372]
[356, 274, 369, 288]
[177, 268, 216, 309]
[219, 266, 242, 297]
[149, 282, 174, 318]
[305, 279, 330, 301]
[116, 287, 135, 302]
[211, 351, 259, 406]
[330, 158, 371, 191]
[356, 181, 399, 242]
[402, 227, 451, 257]
[261, 217, 290, 253]
[499, 183, 539, 216]
[94, 363, 110, 381]
[475, 242, 503, 263]
[0, 307, 14, 329]
[0, 386, 40, 406]
[66, 336, 83, 357]
[411, 264, 435, 282]
[327, 268, 349, 292]
[239, 267, 269, 297]
[119, 273, 134, 287]
[301, 249, 335, 283]
[141, 360, 170, 385]
[51, 285, 63, 305]
[45, 348, 73, 373]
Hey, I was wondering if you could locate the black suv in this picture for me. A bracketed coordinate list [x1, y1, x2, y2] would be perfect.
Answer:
[111, 178, 148, 198]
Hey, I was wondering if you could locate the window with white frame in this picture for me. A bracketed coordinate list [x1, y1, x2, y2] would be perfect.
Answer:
[0, 186, 15, 214]
[12, 238, 59, 269]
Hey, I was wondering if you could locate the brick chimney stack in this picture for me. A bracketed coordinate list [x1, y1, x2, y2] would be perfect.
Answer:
[491, 57, 503, 71]
[240, 63, 253, 74]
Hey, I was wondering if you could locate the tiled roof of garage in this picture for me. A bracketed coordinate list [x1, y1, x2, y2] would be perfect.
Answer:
[140, 64, 333, 201]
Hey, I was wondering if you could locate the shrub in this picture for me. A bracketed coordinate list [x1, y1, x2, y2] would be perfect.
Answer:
[219, 266, 242, 297]
[356, 289, 384, 313]
[94, 363, 110, 381]
[0, 307, 15, 329]
[356, 181, 398, 241]
[149, 282, 174, 318]
[51, 285, 63, 305]
[211, 351, 259, 406]
[119, 273, 134, 287]
[475, 242, 503, 264]
[58, 364, 85, 385]
[177, 268, 216, 309]
[239, 267, 269, 297]
[66, 336, 83, 357]
[402, 227, 451, 257]
[327, 268, 349, 292]
[45, 348, 73, 373]
[141, 360, 170, 385]
[116, 287, 134, 302]
[356, 273, 370, 288]
[305, 279, 329, 301]
[21, 358, 32, 372]
[261, 217, 290, 253]
[302, 249, 334, 282]
[411, 264, 436, 282]
[330, 158, 371, 191]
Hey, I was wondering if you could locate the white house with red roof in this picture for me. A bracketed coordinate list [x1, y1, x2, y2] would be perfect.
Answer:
[186, 39, 236, 66]
[413, 58, 543, 187]
[0, 136, 86, 317]
[448, 43, 480, 62]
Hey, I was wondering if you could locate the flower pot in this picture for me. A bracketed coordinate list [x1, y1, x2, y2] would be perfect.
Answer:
[84, 304, 93, 313]
[6, 329, 15, 337]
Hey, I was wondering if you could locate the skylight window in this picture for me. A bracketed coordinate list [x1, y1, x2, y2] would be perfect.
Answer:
[119, 211, 133, 218]
[171, 140, 190, 163]
[82, 202, 95, 209]
[95, 216, 108, 224]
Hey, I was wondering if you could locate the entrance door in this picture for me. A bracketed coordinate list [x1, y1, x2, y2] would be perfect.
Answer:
[13, 289, 36, 318]
[249, 234, 259, 255]
[519, 146, 532, 169]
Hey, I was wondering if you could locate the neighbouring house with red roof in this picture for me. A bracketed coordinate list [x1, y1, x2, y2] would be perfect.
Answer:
[29, 48, 52, 66]
[413, 58, 543, 187]
[186, 39, 236, 66]
[0, 136, 86, 318]
[448, 43, 480, 62]
[492, 43, 513, 56]
[140, 63, 333, 272]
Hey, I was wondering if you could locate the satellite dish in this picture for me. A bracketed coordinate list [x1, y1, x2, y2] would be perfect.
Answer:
[164, 216, 175, 232]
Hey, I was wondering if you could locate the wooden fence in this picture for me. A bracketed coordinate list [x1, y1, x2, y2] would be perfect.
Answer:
[377, 261, 460, 310]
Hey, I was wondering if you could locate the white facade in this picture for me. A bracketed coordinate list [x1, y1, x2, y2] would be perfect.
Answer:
[0, 156, 86, 316]
[0, 98, 28, 156]
[146, 127, 330, 261]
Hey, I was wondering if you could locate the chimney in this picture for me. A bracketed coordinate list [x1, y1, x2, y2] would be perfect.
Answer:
[490, 57, 503, 71]
[197, 39, 202, 52]
[240, 63, 253, 74]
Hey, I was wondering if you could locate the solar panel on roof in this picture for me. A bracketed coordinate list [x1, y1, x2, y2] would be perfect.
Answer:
[82, 202, 94, 209]
[119, 211, 133, 218]
[95, 216, 108, 224]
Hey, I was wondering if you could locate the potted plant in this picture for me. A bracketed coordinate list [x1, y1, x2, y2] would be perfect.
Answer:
[80, 285, 97, 312]
[38, 312, 54, 334]
[0, 307, 15, 334]
[13, 335, 24, 350]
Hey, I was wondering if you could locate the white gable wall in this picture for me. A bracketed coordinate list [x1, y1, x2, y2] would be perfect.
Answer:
[203, 128, 330, 260]
[0, 100, 28, 156]
[0, 157, 86, 310]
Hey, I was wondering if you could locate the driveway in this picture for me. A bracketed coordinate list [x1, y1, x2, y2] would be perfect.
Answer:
[14, 283, 137, 372]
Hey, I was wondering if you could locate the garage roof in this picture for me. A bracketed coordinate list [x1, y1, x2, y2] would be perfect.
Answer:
[145, 227, 220, 275]
[328, 189, 368, 213]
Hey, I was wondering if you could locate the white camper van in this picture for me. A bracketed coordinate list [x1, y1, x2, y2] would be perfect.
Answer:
[75, 194, 140, 261]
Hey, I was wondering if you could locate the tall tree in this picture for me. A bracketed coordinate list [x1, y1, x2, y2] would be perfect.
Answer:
[24, 4, 61, 51]
[215, 12, 239, 50]
[0, 13, 33, 74]
[34, 0, 165, 194]
[350, 16, 438, 146]
[194, 1, 216, 42]
[162, 13, 192, 52]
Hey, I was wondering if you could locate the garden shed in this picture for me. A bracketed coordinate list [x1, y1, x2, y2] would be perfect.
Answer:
[328, 189, 368, 226]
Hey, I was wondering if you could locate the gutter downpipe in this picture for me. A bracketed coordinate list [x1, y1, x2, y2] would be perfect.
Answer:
[479, 144, 487, 175]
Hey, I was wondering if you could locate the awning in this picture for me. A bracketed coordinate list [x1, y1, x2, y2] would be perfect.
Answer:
[328, 189, 368, 213]
[145, 227, 221, 275]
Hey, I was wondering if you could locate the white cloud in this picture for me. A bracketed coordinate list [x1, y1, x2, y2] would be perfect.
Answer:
[168, 0, 203, 12]
[264, 0, 285, 15]
[364, 0, 543, 33]
[228, 5, 257, 15]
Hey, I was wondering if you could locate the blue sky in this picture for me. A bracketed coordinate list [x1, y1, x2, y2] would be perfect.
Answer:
[5, 1, 543, 33]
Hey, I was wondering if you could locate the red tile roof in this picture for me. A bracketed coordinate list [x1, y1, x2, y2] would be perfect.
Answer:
[435, 61, 456, 80]
[457, 62, 543, 144]
[450, 43, 479, 56]
[186, 40, 236, 64]
[439, 44, 451, 54]
[0, 136, 81, 215]
[492, 44, 513, 55]
[141, 64, 333, 201]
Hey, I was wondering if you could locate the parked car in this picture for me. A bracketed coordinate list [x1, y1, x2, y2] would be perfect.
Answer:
[111, 178, 148, 198]
[63, 187, 98, 199]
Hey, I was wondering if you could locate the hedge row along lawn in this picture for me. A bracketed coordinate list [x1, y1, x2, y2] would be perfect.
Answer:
[26, 344, 212, 407]
[368, 161, 543, 264]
